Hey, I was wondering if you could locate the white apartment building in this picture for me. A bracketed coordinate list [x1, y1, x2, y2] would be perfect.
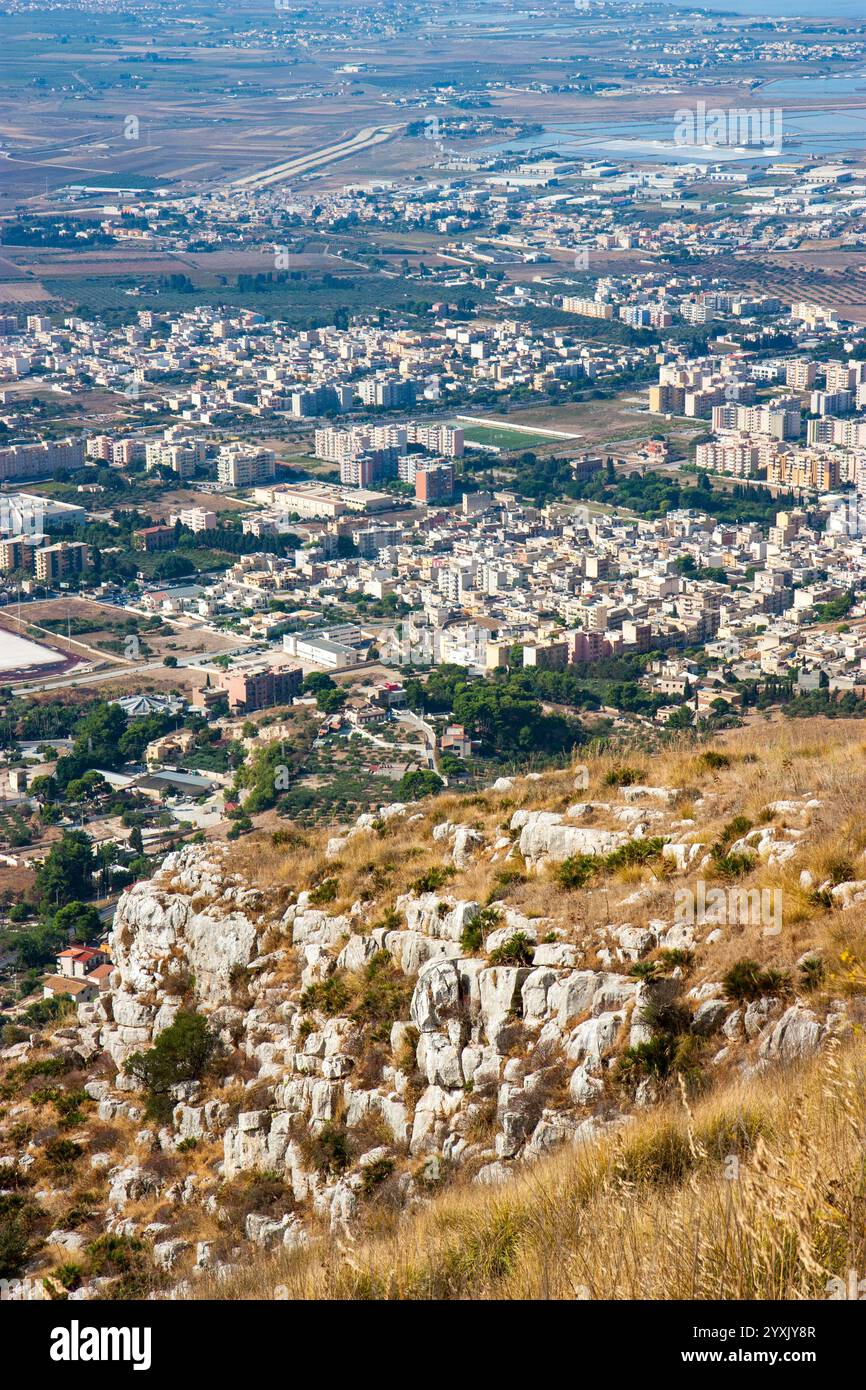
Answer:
[169, 507, 217, 532]
[217, 446, 276, 487]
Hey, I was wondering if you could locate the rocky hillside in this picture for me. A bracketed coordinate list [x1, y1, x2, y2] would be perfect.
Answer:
[3, 718, 866, 1300]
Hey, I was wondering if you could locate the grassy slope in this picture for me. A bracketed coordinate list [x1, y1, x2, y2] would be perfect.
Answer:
[201, 715, 866, 1301]
[199, 1036, 866, 1300]
[7, 716, 866, 1299]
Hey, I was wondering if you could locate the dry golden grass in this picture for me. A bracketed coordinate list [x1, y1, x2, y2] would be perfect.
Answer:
[124, 718, 865, 1296]
[6, 718, 866, 1297]
[222, 717, 866, 977]
[192, 1036, 866, 1301]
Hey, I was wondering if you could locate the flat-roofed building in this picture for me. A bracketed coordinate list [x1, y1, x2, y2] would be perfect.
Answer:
[216, 665, 302, 713]
[34, 541, 89, 582]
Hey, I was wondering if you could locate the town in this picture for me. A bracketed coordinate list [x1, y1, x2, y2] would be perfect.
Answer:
[2, 0, 866, 1327]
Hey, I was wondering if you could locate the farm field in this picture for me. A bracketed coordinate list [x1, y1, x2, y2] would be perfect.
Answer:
[27, 269, 441, 326]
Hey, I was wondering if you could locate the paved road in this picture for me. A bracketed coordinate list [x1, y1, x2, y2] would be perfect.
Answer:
[395, 709, 442, 775]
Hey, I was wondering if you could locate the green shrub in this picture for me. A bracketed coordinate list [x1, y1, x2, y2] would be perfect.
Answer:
[84, 1233, 145, 1277]
[657, 947, 693, 969]
[3, 1054, 72, 1095]
[460, 921, 483, 954]
[372, 907, 401, 932]
[300, 974, 351, 1016]
[603, 765, 644, 787]
[43, 1137, 82, 1176]
[632, 948, 693, 977]
[798, 956, 826, 991]
[558, 837, 666, 890]
[393, 1024, 419, 1073]
[126, 1011, 217, 1123]
[461, 905, 501, 955]
[718, 815, 752, 844]
[360, 1155, 395, 1196]
[488, 932, 535, 967]
[306, 1123, 351, 1176]
[616, 1035, 677, 1082]
[0, 1163, 32, 1191]
[809, 886, 834, 911]
[629, 961, 661, 979]
[300, 954, 411, 1040]
[309, 876, 339, 905]
[722, 958, 790, 1002]
[411, 865, 456, 894]
[638, 995, 692, 1037]
[53, 1263, 83, 1291]
[0, 1194, 39, 1278]
[352, 952, 412, 1040]
[617, 1033, 703, 1089]
[698, 750, 730, 771]
[604, 837, 666, 871]
[58, 1089, 86, 1126]
[826, 857, 855, 886]
[710, 846, 754, 879]
[556, 853, 596, 890]
[220, 1170, 290, 1224]
[485, 867, 526, 903]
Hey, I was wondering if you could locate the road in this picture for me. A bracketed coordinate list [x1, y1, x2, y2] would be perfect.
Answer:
[395, 709, 441, 775]
[11, 642, 249, 695]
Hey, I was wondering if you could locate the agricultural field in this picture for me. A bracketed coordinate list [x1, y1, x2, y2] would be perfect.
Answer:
[26, 268, 441, 326]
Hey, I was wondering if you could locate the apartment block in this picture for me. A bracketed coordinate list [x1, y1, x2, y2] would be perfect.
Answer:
[785, 360, 817, 391]
[217, 446, 276, 487]
[169, 507, 217, 532]
[561, 297, 614, 321]
[34, 541, 89, 582]
[711, 402, 801, 440]
[357, 378, 416, 410]
[216, 665, 302, 714]
[0, 535, 43, 573]
[415, 461, 454, 504]
[0, 437, 85, 482]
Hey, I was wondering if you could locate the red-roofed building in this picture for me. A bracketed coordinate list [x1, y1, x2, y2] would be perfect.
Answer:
[56, 945, 110, 980]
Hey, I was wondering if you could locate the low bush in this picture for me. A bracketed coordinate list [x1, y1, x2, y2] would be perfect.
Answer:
[558, 837, 666, 890]
[603, 765, 644, 787]
[309, 876, 339, 906]
[488, 932, 535, 967]
[302, 1122, 351, 1176]
[722, 958, 790, 1003]
[411, 865, 456, 894]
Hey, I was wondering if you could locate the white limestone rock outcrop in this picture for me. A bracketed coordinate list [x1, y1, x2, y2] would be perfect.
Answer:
[511, 810, 629, 867]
